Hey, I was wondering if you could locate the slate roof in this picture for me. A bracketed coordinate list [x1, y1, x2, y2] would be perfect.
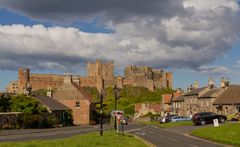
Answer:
[35, 96, 69, 111]
[198, 88, 221, 98]
[184, 87, 207, 96]
[214, 85, 240, 105]
[172, 95, 184, 102]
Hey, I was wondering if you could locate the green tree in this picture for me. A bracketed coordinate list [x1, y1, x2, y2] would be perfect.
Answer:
[10, 94, 47, 114]
[0, 94, 11, 112]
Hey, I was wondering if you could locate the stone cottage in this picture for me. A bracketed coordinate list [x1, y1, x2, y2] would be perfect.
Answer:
[213, 85, 240, 115]
[172, 95, 184, 116]
[53, 75, 96, 125]
[183, 86, 210, 116]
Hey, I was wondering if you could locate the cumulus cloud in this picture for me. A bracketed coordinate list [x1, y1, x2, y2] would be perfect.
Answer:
[235, 60, 240, 67]
[0, 0, 239, 72]
[196, 65, 230, 75]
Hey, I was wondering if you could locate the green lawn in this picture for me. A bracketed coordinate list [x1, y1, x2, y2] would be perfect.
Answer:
[159, 121, 193, 128]
[0, 130, 148, 147]
[142, 121, 160, 125]
[191, 123, 240, 146]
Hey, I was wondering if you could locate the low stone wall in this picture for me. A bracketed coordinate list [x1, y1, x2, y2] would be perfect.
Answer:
[0, 112, 23, 129]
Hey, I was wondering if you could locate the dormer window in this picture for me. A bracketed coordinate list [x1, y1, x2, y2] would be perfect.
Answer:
[76, 101, 80, 108]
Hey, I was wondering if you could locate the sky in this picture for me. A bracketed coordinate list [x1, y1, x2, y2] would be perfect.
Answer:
[0, 0, 240, 91]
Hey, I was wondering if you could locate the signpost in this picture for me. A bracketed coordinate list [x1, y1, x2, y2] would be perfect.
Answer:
[213, 119, 219, 127]
[111, 110, 124, 133]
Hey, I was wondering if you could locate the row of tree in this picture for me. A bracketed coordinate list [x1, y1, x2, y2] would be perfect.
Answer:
[0, 94, 72, 129]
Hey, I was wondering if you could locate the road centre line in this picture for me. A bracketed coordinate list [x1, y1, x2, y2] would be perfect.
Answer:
[167, 138, 179, 142]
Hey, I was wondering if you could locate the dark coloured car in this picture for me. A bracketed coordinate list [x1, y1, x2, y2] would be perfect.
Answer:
[192, 112, 227, 125]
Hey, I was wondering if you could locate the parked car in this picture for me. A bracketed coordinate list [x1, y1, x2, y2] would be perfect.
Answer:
[192, 112, 227, 125]
[171, 116, 192, 122]
[160, 115, 177, 123]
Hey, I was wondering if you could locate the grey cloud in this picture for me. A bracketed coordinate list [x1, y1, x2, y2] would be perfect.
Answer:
[0, 0, 185, 23]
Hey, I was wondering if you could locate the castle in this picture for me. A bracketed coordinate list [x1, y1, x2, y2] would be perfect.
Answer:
[15, 60, 172, 93]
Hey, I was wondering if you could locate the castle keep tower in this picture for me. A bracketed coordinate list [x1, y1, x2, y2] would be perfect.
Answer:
[17, 68, 30, 93]
[87, 60, 114, 81]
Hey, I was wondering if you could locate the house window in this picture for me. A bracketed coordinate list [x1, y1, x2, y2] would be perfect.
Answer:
[206, 101, 209, 107]
[237, 107, 240, 112]
[76, 101, 80, 108]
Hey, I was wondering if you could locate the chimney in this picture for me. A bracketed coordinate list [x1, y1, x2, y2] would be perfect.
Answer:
[187, 85, 193, 92]
[208, 77, 214, 88]
[220, 77, 230, 89]
[47, 86, 52, 97]
[193, 80, 199, 88]
[64, 73, 72, 84]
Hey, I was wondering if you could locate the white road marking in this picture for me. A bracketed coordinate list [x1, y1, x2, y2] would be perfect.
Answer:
[159, 135, 165, 138]
[135, 132, 146, 136]
[188, 144, 198, 147]
[167, 138, 179, 142]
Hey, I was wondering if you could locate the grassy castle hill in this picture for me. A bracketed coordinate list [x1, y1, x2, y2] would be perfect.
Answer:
[83, 86, 174, 115]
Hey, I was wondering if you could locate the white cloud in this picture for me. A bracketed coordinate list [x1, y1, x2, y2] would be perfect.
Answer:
[235, 60, 240, 67]
[0, 0, 239, 72]
[196, 65, 230, 75]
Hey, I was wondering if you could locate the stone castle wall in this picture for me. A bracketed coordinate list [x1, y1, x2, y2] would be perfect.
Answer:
[16, 60, 173, 93]
[30, 74, 64, 91]
[124, 65, 172, 90]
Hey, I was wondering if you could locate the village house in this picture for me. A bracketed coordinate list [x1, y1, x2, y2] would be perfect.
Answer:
[213, 85, 240, 116]
[135, 102, 162, 118]
[34, 95, 70, 125]
[198, 88, 224, 113]
[171, 95, 184, 116]
[162, 94, 172, 115]
[52, 75, 96, 125]
[183, 85, 209, 116]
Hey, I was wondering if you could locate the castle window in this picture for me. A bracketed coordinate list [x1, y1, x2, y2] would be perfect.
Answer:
[76, 101, 80, 108]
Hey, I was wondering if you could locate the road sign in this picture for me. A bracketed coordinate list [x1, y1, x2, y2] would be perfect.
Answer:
[111, 110, 124, 116]
[115, 113, 123, 121]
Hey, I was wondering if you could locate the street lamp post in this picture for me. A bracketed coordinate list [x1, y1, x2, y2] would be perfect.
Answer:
[100, 91, 103, 136]
[113, 86, 118, 130]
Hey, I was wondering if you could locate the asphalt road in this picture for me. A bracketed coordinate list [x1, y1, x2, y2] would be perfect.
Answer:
[129, 125, 224, 147]
[0, 124, 224, 147]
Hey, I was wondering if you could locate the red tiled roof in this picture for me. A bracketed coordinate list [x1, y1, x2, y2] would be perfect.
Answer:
[162, 94, 172, 104]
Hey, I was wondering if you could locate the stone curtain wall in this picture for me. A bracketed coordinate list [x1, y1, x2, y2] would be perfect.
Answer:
[30, 74, 64, 91]
[16, 60, 173, 93]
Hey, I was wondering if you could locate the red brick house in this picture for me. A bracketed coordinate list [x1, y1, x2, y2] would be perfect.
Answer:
[135, 102, 162, 118]
[53, 75, 96, 125]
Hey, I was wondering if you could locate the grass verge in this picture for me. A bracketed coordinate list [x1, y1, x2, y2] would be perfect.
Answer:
[191, 122, 240, 146]
[0, 130, 148, 147]
[142, 121, 160, 125]
[159, 121, 193, 128]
